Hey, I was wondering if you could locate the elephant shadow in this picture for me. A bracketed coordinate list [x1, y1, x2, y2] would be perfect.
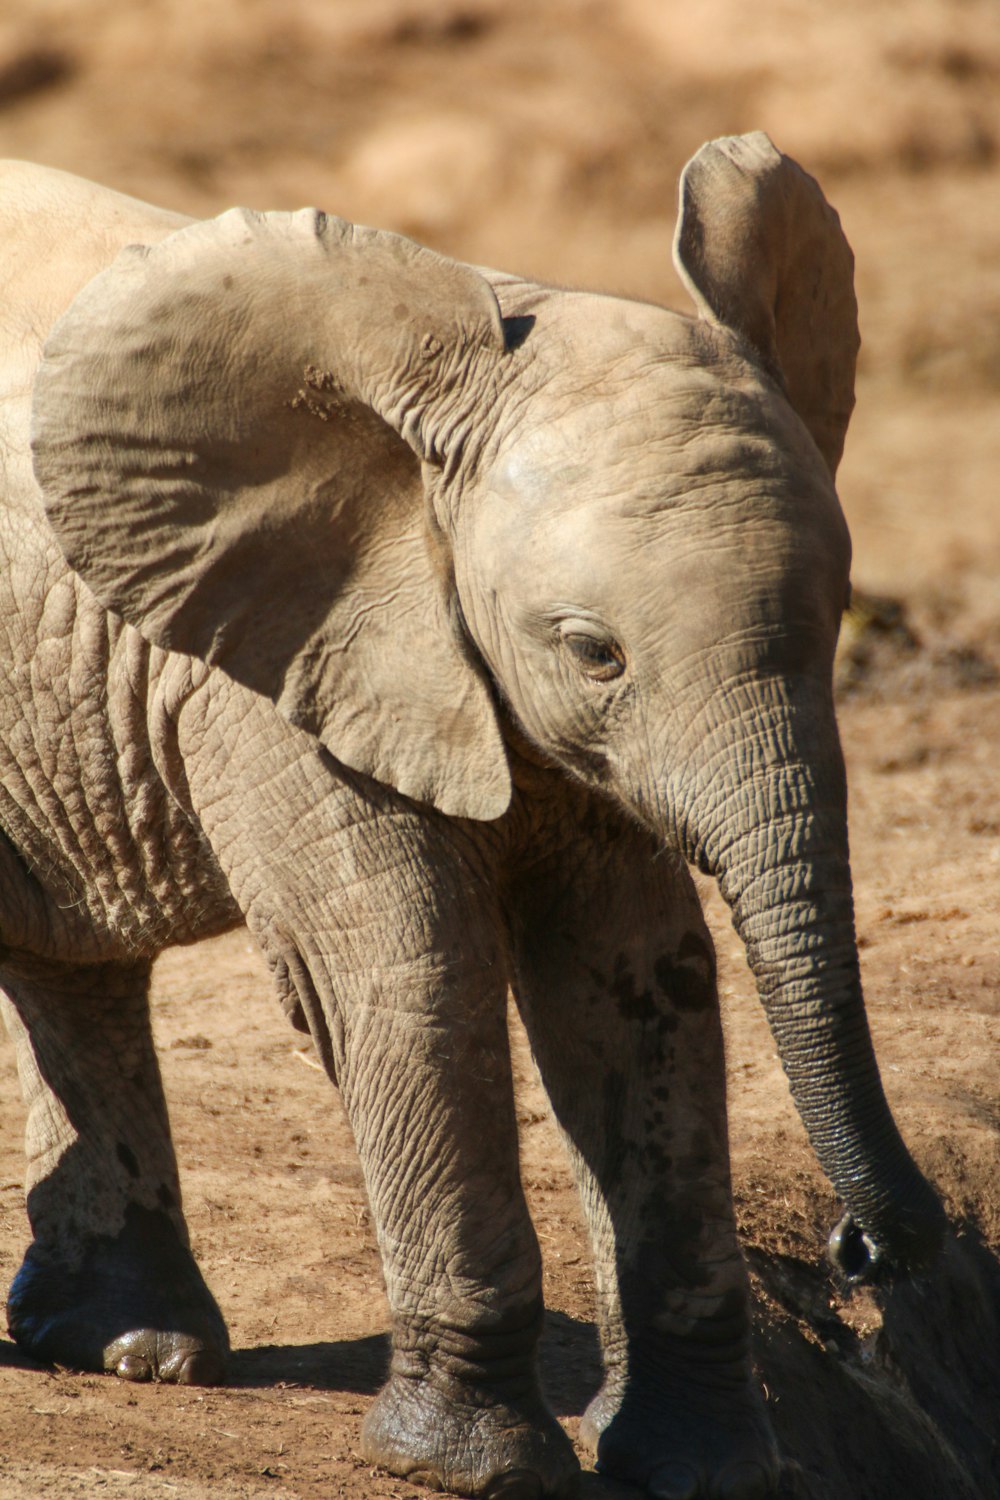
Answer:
[748, 1223, 1000, 1500]
[0, 1306, 603, 1410]
[0, 1336, 48, 1371]
[229, 1330, 388, 1392]
[230, 1307, 603, 1415]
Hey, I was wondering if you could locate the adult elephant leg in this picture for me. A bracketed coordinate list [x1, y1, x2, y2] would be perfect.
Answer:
[1, 955, 228, 1383]
[510, 795, 779, 1500]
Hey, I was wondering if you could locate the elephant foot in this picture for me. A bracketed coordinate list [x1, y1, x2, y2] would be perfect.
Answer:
[581, 1370, 780, 1500]
[7, 1202, 229, 1384]
[361, 1370, 579, 1498]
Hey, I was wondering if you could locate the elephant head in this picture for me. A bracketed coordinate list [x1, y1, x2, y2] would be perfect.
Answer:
[32, 132, 944, 1279]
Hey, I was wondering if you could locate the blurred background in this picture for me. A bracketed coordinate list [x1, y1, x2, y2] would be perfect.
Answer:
[0, 0, 997, 655]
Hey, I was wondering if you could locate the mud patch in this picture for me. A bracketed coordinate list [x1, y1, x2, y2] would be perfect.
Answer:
[745, 1230, 1000, 1499]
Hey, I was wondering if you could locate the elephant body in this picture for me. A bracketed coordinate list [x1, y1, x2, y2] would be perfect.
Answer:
[0, 169, 214, 953]
[0, 141, 943, 1500]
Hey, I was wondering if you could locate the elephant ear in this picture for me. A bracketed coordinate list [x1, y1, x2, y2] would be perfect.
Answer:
[32, 207, 512, 820]
[673, 131, 859, 477]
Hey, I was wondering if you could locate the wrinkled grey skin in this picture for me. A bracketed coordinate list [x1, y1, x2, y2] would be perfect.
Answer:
[0, 135, 944, 1500]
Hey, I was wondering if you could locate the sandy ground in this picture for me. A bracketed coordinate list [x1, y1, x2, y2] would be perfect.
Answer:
[0, 2, 998, 1497]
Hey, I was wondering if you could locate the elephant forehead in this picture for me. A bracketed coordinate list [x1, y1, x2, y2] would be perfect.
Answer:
[473, 350, 848, 639]
[490, 358, 826, 524]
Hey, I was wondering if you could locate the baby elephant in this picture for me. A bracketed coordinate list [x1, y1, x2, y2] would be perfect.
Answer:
[0, 134, 943, 1499]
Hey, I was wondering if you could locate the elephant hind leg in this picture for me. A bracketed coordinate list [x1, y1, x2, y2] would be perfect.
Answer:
[1, 954, 228, 1384]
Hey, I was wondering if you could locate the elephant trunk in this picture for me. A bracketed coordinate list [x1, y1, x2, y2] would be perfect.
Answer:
[667, 677, 945, 1278]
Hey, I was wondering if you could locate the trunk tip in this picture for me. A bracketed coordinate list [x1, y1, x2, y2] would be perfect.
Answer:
[828, 1197, 947, 1285]
[828, 1212, 880, 1285]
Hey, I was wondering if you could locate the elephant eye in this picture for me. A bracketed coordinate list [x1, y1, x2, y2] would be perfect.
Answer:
[561, 628, 626, 682]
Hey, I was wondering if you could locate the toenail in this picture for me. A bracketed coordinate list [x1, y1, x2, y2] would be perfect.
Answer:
[650, 1462, 700, 1500]
[717, 1461, 772, 1500]
[116, 1353, 153, 1382]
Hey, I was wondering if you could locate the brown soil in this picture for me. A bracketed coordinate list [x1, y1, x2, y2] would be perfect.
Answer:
[0, 3, 998, 1497]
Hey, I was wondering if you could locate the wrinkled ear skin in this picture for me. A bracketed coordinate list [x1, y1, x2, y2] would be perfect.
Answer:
[32, 208, 512, 821]
[673, 131, 860, 478]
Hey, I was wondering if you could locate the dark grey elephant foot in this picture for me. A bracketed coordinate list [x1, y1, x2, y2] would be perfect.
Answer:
[361, 1370, 580, 1498]
[7, 1203, 229, 1385]
[580, 1374, 779, 1500]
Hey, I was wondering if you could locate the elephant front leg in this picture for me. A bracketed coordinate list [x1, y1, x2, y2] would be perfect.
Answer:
[512, 816, 779, 1500]
[331, 934, 577, 1498]
[1, 956, 227, 1383]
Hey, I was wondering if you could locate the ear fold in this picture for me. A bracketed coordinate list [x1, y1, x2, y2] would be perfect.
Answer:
[32, 207, 512, 820]
[673, 131, 859, 478]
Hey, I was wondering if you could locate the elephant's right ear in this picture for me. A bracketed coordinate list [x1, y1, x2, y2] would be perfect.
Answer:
[32, 207, 513, 820]
[673, 132, 860, 478]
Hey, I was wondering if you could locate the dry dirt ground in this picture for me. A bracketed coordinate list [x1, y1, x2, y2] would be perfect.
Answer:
[0, 2, 998, 1497]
